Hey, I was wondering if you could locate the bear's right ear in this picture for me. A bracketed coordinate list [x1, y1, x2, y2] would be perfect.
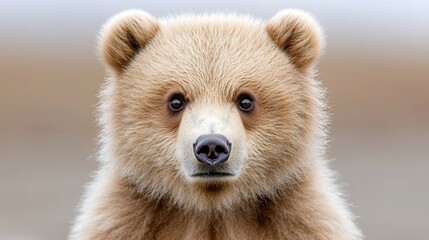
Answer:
[99, 10, 159, 75]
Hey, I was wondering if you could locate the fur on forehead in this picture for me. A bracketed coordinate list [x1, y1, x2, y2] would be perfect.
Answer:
[119, 16, 308, 106]
[99, 9, 323, 80]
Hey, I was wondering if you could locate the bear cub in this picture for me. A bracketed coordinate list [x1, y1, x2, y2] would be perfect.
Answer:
[70, 9, 362, 240]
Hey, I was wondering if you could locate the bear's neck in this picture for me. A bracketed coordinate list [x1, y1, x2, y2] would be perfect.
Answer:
[88, 170, 346, 239]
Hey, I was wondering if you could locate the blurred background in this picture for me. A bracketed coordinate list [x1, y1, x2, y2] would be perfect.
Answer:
[1, 0, 428, 239]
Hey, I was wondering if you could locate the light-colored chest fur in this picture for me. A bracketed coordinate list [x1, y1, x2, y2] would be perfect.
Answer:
[72, 173, 356, 240]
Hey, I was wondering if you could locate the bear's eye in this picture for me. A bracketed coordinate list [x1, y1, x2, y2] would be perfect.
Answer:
[237, 94, 254, 112]
[168, 95, 185, 112]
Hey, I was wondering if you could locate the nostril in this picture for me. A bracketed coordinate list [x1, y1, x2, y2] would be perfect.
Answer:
[215, 145, 227, 154]
[198, 145, 210, 155]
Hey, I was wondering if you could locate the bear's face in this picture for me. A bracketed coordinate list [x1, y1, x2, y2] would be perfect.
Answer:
[99, 10, 323, 211]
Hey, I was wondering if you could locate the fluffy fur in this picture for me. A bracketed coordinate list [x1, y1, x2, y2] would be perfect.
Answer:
[70, 9, 362, 239]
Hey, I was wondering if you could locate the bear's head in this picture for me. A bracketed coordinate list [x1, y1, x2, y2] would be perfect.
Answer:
[98, 9, 325, 211]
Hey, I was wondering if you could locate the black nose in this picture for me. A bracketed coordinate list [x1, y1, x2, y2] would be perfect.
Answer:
[193, 134, 231, 166]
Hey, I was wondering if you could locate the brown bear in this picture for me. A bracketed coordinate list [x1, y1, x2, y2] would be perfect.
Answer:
[70, 9, 362, 240]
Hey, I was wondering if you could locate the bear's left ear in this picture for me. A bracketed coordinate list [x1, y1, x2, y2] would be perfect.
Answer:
[266, 10, 324, 72]
[99, 10, 159, 75]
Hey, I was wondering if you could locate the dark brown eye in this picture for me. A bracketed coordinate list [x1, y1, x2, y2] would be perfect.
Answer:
[168, 95, 185, 112]
[238, 94, 254, 112]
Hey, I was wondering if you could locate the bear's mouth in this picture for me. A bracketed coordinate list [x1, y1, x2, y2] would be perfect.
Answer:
[191, 171, 234, 177]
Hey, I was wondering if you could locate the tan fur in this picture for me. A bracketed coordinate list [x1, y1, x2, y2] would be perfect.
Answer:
[70, 9, 362, 240]
[99, 10, 159, 75]
[266, 10, 324, 72]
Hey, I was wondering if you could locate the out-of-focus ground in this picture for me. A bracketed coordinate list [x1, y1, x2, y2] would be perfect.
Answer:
[1, 1, 428, 239]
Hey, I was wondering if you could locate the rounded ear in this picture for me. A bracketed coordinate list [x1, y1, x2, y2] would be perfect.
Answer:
[99, 10, 159, 75]
[266, 9, 324, 72]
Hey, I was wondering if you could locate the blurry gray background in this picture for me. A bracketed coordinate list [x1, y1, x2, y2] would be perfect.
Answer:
[1, 0, 428, 239]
